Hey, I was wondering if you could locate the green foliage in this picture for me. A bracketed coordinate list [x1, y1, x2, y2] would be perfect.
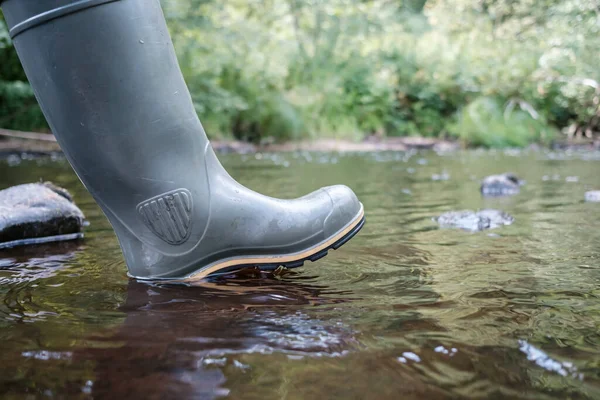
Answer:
[450, 96, 556, 148]
[163, 0, 403, 142]
[0, 12, 48, 132]
[0, 1, 598, 147]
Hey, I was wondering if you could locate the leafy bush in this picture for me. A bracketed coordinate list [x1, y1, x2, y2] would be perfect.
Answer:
[0, 13, 47, 131]
[450, 96, 556, 148]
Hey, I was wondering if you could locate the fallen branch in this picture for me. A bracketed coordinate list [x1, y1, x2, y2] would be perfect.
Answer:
[0, 128, 57, 142]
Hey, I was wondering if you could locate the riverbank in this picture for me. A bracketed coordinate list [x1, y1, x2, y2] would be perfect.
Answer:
[1, 128, 599, 156]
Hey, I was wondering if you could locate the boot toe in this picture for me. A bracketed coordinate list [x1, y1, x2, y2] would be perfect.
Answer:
[322, 185, 363, 238]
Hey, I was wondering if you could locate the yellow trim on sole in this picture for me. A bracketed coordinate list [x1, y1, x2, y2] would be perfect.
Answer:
[184, 205, 365, 282]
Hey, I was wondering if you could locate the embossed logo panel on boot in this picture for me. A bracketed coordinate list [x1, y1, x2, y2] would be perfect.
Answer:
[137, 189, 193, 245]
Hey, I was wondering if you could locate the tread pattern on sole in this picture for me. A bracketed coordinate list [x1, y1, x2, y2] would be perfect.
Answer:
[209, 216, 365, 277]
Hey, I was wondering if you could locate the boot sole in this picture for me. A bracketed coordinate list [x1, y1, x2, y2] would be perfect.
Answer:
[184, 204, 365, 281]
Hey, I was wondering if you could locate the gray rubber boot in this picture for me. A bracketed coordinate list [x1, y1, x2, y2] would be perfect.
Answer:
[1, 0, 364, 281]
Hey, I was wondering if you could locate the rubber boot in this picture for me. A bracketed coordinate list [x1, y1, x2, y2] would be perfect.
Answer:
[1, 0, 364, 281]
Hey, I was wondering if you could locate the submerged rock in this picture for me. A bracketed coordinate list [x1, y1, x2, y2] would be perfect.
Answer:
[436, 209, 514, 232]
[584, 191, 600, 202]
[0, 182, 85, 249]
[480, 173, 523, 197]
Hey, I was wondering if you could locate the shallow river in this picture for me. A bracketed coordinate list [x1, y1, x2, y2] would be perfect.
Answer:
[1, 148, 600, 399]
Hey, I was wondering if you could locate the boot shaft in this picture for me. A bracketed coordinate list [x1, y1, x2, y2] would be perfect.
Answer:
[2, 0, 214, 271]
[2, 0, 208, 175]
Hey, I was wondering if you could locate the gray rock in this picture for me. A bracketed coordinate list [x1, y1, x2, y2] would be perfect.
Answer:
[436, 209, 514, 232]
[0, 182, 85, 249]
[584, 191, 600, 202]
[481, 173, 523, 197]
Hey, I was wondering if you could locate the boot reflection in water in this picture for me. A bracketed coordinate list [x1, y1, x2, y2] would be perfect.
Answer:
[1, 0, 365, 281]
[73, 274, 356, 399]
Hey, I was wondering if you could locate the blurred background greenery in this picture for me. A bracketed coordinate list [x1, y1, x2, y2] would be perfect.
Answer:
[1, 0, 598, 147]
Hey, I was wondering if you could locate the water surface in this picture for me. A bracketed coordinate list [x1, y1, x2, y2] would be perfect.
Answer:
[1, 149, 600, 399]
